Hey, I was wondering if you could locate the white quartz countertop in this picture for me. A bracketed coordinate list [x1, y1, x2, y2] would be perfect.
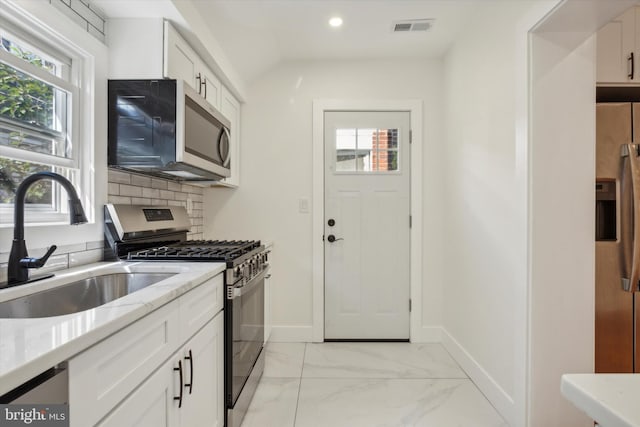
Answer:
[0, 260, 225, 396]
[562, 374, 640, 427]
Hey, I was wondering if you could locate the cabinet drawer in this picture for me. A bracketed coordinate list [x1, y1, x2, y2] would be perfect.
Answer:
[68, 302, 179, 427]
[180, 274, 223, 341]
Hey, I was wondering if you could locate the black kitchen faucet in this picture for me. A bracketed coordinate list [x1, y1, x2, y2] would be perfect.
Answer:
[3, 172, 87, 288]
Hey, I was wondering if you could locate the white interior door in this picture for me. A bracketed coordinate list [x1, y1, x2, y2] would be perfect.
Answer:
[324, 111, 411, 340]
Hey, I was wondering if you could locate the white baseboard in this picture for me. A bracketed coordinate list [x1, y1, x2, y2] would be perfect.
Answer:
[269, 325, 313, 342]
[412, 326, 443, 343]
[441, 329, 515, 426]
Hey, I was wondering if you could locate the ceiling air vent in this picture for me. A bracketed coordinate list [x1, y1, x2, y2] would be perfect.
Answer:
[392, 19, 434, 33]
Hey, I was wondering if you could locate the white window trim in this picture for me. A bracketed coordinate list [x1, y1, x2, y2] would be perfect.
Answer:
[0, 2, 90, 228]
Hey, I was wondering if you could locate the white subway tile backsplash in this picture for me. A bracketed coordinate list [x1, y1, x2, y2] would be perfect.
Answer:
[108, 183, 120, 195]
[87, 23, 105, 42]
[131, 197, 152, 205]
[142, 188, 160, 199]
[167, 181, 182, 192]
[167, 200, 186, 207]
[108, 169, 131, 184]
[69, 248, 103, 267]
[86, 241, 103, 250]
[175, 192, 188, 201]
[119, 184, 143, 197]
[51, 0, 88, 30]
[159, 190, 175, 200]
[69, 0, 104, 32]
[151, 199, 168, 206]
[36, 253, 70, 277]
[152, 179, 168, 190]
[108, 195, 132, 204]
[49, 0, 105, 42]
[131, 174, 152, 188]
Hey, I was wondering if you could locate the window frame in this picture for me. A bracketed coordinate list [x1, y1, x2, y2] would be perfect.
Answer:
[0, 18, 82, 226]
[334, 127, 402, 175]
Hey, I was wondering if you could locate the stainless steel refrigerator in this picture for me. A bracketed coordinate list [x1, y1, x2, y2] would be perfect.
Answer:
[595, 102, 640, 373]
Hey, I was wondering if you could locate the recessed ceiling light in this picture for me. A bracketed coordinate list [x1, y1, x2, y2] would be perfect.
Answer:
[329, 17, 343, 27]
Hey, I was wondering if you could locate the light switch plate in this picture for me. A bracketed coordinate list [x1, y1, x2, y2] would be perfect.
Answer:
[299, 198, 310, 213]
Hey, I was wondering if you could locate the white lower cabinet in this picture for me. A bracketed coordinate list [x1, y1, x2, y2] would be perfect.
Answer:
[177, 314, 224, 427]
[68, 274, 224, 427]
[97, 315, 224, 427]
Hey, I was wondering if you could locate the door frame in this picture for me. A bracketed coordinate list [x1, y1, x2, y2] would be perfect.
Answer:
[311, 99, 423, 342]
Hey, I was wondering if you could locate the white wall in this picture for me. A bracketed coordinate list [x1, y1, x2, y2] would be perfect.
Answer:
[203, 58, 444, 339]
[529, 32, 596, 427]
[441, 2, 544, 424]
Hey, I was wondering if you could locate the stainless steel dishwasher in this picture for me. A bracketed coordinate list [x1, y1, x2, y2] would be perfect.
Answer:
[0, 364, 68, 404]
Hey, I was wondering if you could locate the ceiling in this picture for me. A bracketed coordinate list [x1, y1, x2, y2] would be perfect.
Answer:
[93, 0, 485, 84]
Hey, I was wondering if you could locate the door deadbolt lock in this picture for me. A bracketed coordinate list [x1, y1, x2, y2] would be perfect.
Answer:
[328, 219, 335, 227]
[327, 234, 343, 243]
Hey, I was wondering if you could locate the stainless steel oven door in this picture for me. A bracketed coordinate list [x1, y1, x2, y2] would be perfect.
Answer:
[226, 267, 267, 409]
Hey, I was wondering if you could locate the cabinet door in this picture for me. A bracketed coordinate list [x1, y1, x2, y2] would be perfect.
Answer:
[164, 21, 199, 91]
[97, 356, 179, 427]
[179, 314, 225, 427]
[216, 86, 241, 187]
[69, 303, 180, 427]
[200, 63, 222, 110]
[597, 7, 636, 83]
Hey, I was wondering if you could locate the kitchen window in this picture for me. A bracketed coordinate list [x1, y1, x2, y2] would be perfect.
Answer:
[0, 21, 81, 225]
[335, 128, 400, 172]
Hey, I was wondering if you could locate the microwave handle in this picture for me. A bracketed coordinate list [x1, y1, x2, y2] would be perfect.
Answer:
[218, 128, 231, 167]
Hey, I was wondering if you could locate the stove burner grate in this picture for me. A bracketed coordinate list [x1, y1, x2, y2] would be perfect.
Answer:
[126, 240, 261, 262]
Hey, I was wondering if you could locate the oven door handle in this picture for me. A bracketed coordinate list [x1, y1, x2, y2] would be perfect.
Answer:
[229, 267, 269, 299]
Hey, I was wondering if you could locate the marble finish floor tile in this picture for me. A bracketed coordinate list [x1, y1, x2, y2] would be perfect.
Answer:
[241, 343, 504, 427]
[294, 378, 507, 427]
[264, 343, 307, 378]
[241, 377, 300, 427]
[302, 343, 467, 379]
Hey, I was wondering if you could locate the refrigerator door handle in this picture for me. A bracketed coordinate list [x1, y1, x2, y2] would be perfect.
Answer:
[620, 143, 640, 292]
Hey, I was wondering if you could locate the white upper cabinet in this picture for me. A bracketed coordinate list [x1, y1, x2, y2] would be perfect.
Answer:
[597, 7, 640, 84]
[163, 21, 222, 109]
[163, 21, 198, 89]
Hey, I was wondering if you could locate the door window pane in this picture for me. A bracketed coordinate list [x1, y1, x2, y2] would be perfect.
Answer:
[335, 128, 399, 172]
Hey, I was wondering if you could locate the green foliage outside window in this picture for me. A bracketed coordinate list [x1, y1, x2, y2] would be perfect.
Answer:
[0, 37, 56, 204]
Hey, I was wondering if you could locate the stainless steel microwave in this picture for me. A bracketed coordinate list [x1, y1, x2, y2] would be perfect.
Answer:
[108, 79, 231, 181]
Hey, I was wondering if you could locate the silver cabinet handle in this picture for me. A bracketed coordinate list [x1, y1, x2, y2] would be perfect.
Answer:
[620, 144, 640, 291]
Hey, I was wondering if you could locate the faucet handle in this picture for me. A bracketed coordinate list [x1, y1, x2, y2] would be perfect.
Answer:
[20, 245, 57, 268]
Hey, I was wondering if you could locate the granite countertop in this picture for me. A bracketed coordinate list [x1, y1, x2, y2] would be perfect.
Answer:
[0, 260, 225, 396]
[562, 374, 640, 427]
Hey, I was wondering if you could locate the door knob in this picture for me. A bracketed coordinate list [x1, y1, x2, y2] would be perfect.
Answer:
[327, 235, 343, 243]
[328, 219, 335, 227]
